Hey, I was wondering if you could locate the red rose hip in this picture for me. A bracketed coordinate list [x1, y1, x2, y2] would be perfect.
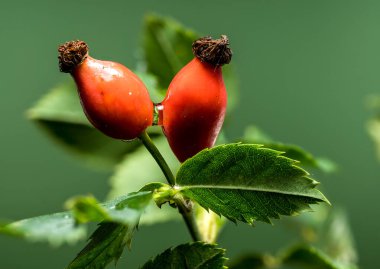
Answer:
[58, 40, 153, 140]
[160, 35, 232, 162]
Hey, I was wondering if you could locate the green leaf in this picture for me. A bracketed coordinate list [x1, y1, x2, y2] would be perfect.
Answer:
[141, 14, 239, 111]
[228, 254, 270, 269]
[284, 205, 358, 268]
[282, 245, 357, 269]
[67, 191, 153, 269]
[176, 144, 329, 225]
[67, 223, 131, 269]
[140, 242, 227, 269]
[0, 191, 152, 253]
[67, 191, 153, 226]
[223, 64, 239, 113]
[65, 196, 109, 224]
[243, 126, 336, 173]
[27, 82, 143, 170]
[27, 73, 162, 170]
[135, 71, 166, 103]
[142, 14, 197, 90]
[108, 137, 180, 225]
[319, 208, 358, 267]
[0, 212, 87, 247]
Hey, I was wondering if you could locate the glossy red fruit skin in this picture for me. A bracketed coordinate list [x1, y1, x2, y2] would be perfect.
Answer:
[72, 56, 153, 140]
[161, 57, 227, 162]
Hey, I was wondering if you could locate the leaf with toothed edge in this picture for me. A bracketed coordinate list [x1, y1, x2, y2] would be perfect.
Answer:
[176, 143, 329, 225]
[65, 191, 153, 269]
[243, 125, 336, 173]
[0, 191, 153, 258]
[140, 242, 228, 269]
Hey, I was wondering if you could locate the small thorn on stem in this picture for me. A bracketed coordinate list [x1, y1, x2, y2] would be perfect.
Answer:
[58, 40, 89, 73]
[192, 35, 232, 66]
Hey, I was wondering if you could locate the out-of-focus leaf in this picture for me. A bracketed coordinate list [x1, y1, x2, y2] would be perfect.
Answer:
[27, 73, 162, 170]
[177, 144, 329, 225]
[320, 209, 358, 267]
[367, 117, 380, 161]
[67, 191, 153, 269]
[28, 81, 88, 125]
[27, 82, 140, 170]
[195, 204, 225, 243]
[142, 14, 197, 90]
[223, 64, 239, 113]
[108, 136, 180, 225]
[284, 206, 358, 269]
[135, 71, 165, 104]
[243, 126, 336, 173]
[0, 191, 153, 252]
[0, 212, 86, 247]
[282, 245, 357, 269]
[65, 196, 108, 224]
[228, 253, 272, 269]
[140, 242, 227, 269]
[141, 14, 239, 111]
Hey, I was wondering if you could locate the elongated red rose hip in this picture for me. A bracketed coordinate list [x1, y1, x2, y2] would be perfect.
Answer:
[58, 40, 153, 140]
[160, 35, 232, 162]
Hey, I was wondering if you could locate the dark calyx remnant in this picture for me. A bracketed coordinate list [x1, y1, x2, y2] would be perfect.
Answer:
[58, 40, 89, 73]
[192, 35, 232, 66]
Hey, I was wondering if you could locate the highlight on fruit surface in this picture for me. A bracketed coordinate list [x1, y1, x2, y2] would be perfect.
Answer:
[159, 35, 232, 162]
[58, 40, 153, 140]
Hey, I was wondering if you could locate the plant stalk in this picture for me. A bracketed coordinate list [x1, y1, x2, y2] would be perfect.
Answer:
[139, 131, 175, 186]
[139, 131, 202, 242]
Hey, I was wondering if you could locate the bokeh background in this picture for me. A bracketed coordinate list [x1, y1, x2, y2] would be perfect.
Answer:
[1, 0, 379, 268]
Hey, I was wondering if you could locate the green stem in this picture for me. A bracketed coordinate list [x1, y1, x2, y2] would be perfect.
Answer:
[139, 131, 202, 242]
[177, 201, 203, 242]
[139, 131, 175, 186]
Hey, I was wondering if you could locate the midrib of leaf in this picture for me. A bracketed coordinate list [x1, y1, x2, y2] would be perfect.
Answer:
[177, 184, 327, 202]
[195, 250, 226, 268]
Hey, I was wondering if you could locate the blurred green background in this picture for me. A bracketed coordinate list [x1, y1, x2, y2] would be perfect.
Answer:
[0, 0, 379, 268]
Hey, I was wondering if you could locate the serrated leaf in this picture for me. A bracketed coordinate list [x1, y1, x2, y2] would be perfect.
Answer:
[108, 137, 180, 225]
[67, 191, 153, 226]
[176, 144, 329, 225]
[67, 191, 153, 269]
[141, 14, 239, 111]
[67, 223, 131, 269]
[243, 126, 336, 173]
[140, 242, 227, 269]
[282, 245, 357, 269]
[0, 191, 152, 254]
[0, 212, 87, 247]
